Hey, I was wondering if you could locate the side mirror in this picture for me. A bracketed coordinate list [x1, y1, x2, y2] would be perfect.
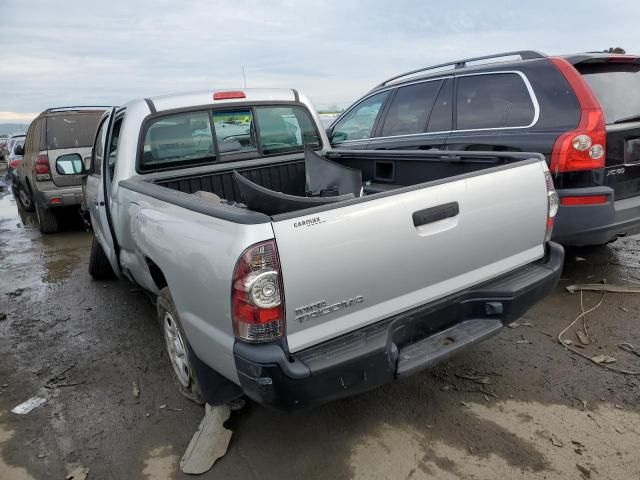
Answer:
[331, 131, 347, 143]
[56, 153, 85, 175]
[14, 144, 24, 156]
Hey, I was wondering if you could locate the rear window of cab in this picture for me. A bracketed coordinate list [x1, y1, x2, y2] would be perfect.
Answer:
[139, 104, 322, 172]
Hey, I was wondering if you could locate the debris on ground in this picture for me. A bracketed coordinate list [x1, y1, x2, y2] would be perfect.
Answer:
[159, 404, 167, 409]
[66, 465, 89, 480]
[591, 355, 617, 364]
[133, 380, 140, 399]
[180, 404, 232, 475]
[618, 343, 640, 358]
[576, 463, 591, 478]
[456, 374, 490, 385]
[575, 256, 586, 262]
[566, 283, 640, 294]
[44, 365, 83, 389]
[507, 321, 520, 328]
[11, 395, 47, 414]
[538, 430, 564, 447]
[6, 288, 24, 297]
[0, 312, 6, 321]
[620, 306, 629, 313]
[558, 291, 640, 375]
[516, 337, 531, 344]
[576, 331, 590, 345]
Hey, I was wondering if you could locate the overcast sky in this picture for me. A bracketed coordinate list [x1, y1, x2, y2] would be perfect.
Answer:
[1, 0, 639, 122]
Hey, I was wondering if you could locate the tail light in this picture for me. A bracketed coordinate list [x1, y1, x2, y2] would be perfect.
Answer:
[549, 57, 606, 173]
[9, 159, 20, 169]
[232, 239, 285, 342]
[544, 169, 559, 242]
[35, 152, 51, 181]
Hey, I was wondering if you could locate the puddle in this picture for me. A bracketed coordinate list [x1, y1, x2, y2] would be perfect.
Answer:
[349, 400, 640, 479]
[0, 186, 90, 292]
[0, 412, 35, 480]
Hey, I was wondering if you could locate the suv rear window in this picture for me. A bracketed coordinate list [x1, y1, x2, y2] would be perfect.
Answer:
[46, 112, 102, 149]
[456, 73, 535, 130]
[577, 63, 640, 124]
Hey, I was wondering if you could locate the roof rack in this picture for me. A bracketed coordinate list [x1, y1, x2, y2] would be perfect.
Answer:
[44, 105, 111, 113]
[376, 50, 546, 88]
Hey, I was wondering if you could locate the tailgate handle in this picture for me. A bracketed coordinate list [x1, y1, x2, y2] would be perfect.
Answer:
[412, 202, 459, 227]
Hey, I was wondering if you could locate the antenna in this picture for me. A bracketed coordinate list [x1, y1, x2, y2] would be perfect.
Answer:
[242, 66, 247, 88]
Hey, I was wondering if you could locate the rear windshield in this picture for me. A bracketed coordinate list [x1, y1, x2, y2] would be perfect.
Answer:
[46, 112, 103, 149]
[140, 104, 321, 171]
[578, 63, 640, 124]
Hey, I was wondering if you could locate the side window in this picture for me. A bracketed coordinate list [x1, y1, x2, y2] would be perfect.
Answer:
[212, 109, 257, 155]
[427, 79, 453, 132]
[332, 91, 390, 143]
[141, 111, 215, 171]
[26, 119, 42, 154]
[254, 106, 321, 155]
[456, 73, 535, 130]
[92, 117, 109, 175]
[107, 117, 123, 173]
[380, 81, 442, 137]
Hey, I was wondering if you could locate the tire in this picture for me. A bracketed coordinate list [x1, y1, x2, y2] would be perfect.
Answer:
[35, 202, 59, 234]
[88, 236, 114, 279]
[15, 183, 35, 212]
[157, 287, 205, 405]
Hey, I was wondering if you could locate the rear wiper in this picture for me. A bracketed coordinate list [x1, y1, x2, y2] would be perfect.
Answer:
[611, 114, 640, 124]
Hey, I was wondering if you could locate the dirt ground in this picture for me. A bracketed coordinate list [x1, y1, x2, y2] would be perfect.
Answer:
[1, 178, 639, 480]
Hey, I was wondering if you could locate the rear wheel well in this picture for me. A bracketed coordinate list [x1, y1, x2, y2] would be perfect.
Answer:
[145, 257, 168, 291]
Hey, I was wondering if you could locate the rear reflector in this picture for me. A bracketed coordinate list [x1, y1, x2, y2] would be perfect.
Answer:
[213, 91, 246, 100]
[50, 197, 62, 205]
[560, 195, 608, 206]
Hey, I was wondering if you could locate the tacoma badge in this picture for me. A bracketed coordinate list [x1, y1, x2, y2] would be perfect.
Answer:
[295, 296, 364, 322]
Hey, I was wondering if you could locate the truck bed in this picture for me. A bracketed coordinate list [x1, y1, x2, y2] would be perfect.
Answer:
[147, 150, 534, 212]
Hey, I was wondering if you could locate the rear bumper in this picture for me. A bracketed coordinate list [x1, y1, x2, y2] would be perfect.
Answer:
[552, 187, 640, 246]
[234, 242, 564, 411]
[34, 183, 83, 208]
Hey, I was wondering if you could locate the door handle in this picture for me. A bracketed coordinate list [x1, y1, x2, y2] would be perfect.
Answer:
[412, 202, 459, 227]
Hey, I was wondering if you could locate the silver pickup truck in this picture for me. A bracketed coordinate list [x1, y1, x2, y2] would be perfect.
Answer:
[59, 89, 563, 410]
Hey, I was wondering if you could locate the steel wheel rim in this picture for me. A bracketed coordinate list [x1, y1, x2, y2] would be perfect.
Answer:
[163, 311, 191, 388]
[19, 188, 31, 208]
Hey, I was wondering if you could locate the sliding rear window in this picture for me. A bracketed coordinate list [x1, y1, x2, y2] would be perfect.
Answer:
[140, 111, 215, 171]
[255, 106, 321, 155]
[577, 63, 640, 124]
[46, 112, 103, 149]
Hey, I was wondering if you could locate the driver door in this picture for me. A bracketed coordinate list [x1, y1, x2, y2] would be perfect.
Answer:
[83, 107, 121, 276]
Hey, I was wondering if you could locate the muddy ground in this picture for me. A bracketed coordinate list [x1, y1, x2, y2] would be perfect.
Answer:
[0, 177, 639, 480]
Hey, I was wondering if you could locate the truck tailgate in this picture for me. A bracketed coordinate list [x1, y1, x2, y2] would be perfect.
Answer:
[272, 160, 549, 353]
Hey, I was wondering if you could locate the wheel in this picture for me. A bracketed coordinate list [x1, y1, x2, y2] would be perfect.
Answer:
[35, 202, 59, 234]
[157, 287, 205, 405]
[15, 183, 35, 212]
[88, 236, 114, 279]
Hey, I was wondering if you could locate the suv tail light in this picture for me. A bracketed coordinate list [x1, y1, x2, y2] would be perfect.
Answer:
[549, 57, 606, 173]
[232, 239, 285, 343]
[35, 152, 51, 181]
[9, 159, 20, 169]
[544, 169, 559, 242]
